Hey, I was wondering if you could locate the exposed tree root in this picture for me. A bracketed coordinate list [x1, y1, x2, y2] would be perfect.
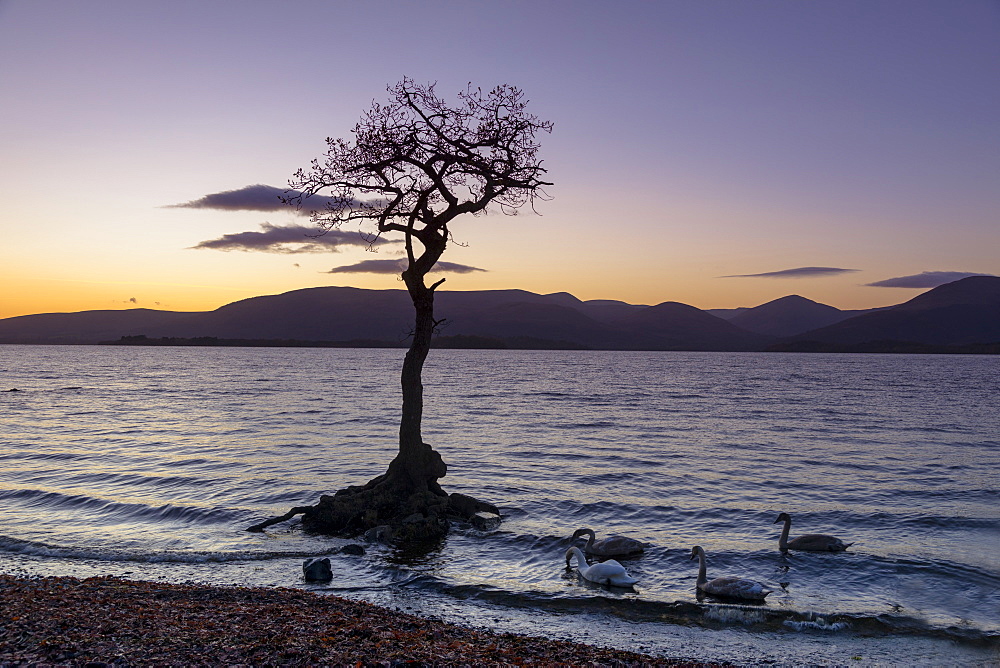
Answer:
[246, 506, 314, 533]
[246, 444, 500, 542]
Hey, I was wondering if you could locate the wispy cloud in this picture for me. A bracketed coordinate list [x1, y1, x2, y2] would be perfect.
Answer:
[721, 266, 858, 279]
[192, 223, 394, 254]
[865, 271, 993, 288]
[326, 259, 486, 274]
[167, 184, 341, 215]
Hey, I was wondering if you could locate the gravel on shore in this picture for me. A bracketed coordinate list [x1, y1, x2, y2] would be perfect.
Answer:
[0, 575, 718, 667]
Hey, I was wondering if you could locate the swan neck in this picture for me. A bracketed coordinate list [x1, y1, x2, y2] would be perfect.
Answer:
[567, 547, 586, 568]
[778, 517, 791, 549]
[696, 550, 707, 586]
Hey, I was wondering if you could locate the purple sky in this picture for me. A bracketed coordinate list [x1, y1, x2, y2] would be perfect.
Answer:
[1, 0, 997, 317]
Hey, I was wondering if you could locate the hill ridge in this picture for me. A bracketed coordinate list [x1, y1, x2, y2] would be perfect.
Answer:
[2, 277, 997, 351]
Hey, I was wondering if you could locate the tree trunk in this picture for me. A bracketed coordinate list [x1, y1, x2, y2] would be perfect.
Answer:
[383, 266, 447, 490]
[246, 236, 499, 540]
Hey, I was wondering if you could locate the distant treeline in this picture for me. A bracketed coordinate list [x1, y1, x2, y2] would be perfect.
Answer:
[102, 335, 404, 348]
[99, 335, 998, 354]
[766, 340, 1000, 355]
[101, 334, 589, 351]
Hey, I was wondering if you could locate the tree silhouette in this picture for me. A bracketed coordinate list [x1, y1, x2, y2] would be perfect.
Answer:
[248, 79, 552, 541]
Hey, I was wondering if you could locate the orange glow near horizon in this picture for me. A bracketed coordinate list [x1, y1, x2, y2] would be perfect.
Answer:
[1, 267, 916, 321]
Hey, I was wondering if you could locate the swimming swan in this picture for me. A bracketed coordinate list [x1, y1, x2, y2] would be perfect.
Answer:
[774, 512, 853, 552]
[565, 546, 638, 587]
[689, 545, 771, 601]
[571, 528, 645, 558]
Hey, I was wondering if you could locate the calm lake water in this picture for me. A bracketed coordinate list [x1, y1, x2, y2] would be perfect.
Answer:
[1, 345, 998, 666]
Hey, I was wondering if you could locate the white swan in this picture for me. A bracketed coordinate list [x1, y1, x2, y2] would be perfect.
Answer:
[571, 527, 645, 558]
[774, 512, 853, 552]
[689, 546, 771, 601]
[565, 546, 638, 587]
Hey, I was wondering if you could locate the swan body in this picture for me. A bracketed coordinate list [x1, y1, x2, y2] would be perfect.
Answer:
[571, 528, 645, 558]
[565, 546, 638, 587]
[689, 546, 771, 601]
[775, 512, 853, 552]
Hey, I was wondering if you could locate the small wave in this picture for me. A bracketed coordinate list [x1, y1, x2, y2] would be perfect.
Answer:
[0, 488, 240, 527]
[551, 420, 618, 429]
[0, 451, 81, 463]
[861, 510, 1000, 530]
[0, 535, 330, 564]
[58, 470, 224, 493]
[784, 617, 851, 632]
[396, 575, 999, 648]
[704, 605, 768, 625]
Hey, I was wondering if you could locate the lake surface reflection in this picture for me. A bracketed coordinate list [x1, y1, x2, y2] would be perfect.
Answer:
[1, 346, 998, 665]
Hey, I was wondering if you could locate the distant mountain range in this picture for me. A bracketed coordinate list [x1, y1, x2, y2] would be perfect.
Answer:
[706, 295, 883, 337]
[1, 276, 998, 353]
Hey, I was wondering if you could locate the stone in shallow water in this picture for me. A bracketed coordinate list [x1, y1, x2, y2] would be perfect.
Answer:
[363, 525, 392, 543]
[470, 512, 501, 531]
[302, 557, 332, 581]
[341, 544, 365, 556]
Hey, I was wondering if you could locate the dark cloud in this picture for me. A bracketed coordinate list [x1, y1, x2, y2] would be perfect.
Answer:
[192, 223, 395, 254]
[326, 259, 486, 275]
[865, 271, 993, 288]
[433, 261, 487, 274]
[168, 184, 337, 215]
[722, 267, 859, 279]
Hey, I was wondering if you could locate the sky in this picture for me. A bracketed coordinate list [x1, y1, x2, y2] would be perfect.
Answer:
[1, 0, 998, 319]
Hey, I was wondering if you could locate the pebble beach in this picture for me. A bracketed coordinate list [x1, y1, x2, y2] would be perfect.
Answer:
[0, 575, 713, 667]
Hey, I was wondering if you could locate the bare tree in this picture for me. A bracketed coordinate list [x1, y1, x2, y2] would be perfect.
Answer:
[248, 79, 552, 541]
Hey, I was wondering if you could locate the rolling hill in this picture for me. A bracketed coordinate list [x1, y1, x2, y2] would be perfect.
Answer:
[778, 276, 1000, 348]
[2, 277, 997, 351]
[0, 287, 766, 350]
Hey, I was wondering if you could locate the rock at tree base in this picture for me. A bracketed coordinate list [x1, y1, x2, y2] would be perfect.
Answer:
[470, 512, 502, 531]
[363, 525, 393, 543]
[246, 447, 501, 541]
[249, 488, 500, 542]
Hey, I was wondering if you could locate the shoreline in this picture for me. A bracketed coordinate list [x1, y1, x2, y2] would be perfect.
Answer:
[0, 574, 715, 667]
